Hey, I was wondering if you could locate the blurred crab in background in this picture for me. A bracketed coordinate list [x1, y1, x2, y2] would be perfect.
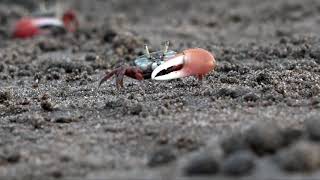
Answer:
[99, 41, 216, 89]
[12, 0, 78, 38]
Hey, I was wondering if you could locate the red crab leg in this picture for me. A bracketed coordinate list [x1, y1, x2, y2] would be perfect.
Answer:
[98, 69, 118, 88]
[99, 67, 144, 89]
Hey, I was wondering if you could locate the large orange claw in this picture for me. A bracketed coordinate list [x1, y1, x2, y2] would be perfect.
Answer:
[151, 48, 216, 80]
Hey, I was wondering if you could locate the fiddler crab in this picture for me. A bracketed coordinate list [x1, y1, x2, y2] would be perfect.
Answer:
[99, 41, 217, 89]
[12, 1, 78, 39]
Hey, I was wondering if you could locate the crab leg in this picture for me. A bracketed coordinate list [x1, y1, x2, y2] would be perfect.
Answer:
[115, 68, 126, 89]
[151, 48, 216, 80]
[144, 44, 151, 59]
[98, 69, 118, 87]
[98, 67, 144, 89]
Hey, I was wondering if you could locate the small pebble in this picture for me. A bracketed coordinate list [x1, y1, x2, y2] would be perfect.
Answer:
[103, 28, 117, 43]
[40, 93, 50, 101]
[256, 72, 272, 84]
[85, 53, 97, 61]
[53, 116, 78, 123]
[220, 131, 248, 155]
[105, 100, 123, 108]
[305, 116, 320, 141]
[147, 147, 176, 167]
[128, 103, 143, 115]
[175, 137, 201, 152]
[41, 100, 54, 111]
[0, 151, 20, 164]
[0, 89, 11, 103]
[38, 39, 63, 52]
[275, 141, 320, 172]
[222, 151, 256, 176]
[281, 128, 303, 146]
[244, 121, 284, 155]
[6, 152, 20, 163]
[243, 92, 260, 102]
[183, 152, 220, 176]
[49, 169, 63, 178]
[216, 87, 248, 99]
[31, 114, 45, 129]
[310, 47, 320, 60]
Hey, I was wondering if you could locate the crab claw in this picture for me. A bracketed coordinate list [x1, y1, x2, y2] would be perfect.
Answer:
[151, 48, 216, 80]
[12, 10, 78, 39]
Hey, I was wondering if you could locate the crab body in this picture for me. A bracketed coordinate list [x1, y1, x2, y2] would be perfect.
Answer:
[99, 42, 216, 89]
[133, 50, 177, 79]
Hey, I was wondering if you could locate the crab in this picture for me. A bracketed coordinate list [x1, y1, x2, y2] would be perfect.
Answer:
[12, 1, 78, 39]
[99, 41, 216, 89]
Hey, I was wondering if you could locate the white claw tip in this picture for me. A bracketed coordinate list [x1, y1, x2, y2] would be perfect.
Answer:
[151, 55, 185, 80]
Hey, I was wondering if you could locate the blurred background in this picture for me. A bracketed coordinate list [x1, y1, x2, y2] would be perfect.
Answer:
[2, 0, 320, 45]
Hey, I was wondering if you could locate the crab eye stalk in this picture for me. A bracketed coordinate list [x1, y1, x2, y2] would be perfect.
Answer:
[162, 41, 170, 55]
[39, 0, 48, 12]
[144, 44, 151, 59]
[55, 0, 63, 18]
